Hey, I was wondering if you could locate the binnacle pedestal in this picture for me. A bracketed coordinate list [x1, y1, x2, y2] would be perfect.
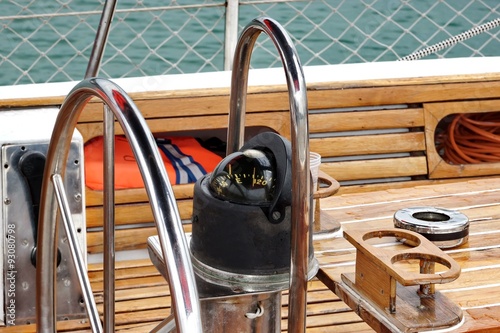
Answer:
[340, 228, 463, 333]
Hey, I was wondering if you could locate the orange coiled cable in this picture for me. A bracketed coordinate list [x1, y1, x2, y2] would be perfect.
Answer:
[439, 112, 500, 164]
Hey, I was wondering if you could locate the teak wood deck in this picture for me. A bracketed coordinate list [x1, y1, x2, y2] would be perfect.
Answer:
[1, 61, 500, 332]
[4, 176, 499, 332]
[316, 177, 500, 333]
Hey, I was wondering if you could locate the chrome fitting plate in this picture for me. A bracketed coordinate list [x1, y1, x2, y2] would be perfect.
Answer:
[0, 108, 87, 326]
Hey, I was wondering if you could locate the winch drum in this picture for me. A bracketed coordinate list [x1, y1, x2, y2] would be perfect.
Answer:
[394, 206, 469, 249]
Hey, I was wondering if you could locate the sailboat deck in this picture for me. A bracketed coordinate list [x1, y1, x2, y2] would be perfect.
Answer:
[3, 176, 500, 332]
[2, 62, 500, 332]
[316, 176, 500, 332]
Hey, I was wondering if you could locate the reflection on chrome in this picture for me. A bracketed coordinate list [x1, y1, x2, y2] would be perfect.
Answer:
[36, 78, 203, 333]
[226, 16, 311, 333]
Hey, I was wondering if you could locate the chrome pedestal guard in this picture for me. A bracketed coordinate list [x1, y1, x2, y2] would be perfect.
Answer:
[36, 12, 312, 333]
[35, 78, 203, 333]
[227, 17, 312, 333]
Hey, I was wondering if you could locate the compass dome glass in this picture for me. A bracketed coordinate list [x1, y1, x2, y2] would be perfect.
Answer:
[209, 149, 276, 204]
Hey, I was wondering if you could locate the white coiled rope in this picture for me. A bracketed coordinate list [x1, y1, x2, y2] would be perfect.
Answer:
[399, 17, 500, 61]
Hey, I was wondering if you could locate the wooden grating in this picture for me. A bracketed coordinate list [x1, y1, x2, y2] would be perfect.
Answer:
[0, 260, 373, 333]
[316, 176, 500, 332]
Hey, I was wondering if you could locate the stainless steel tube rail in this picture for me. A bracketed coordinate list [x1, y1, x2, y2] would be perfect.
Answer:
[226, 17, 311, 333]
[36, 78, 203, 333]
[83, 1, 118, 330]
[84, 0, 117, 79]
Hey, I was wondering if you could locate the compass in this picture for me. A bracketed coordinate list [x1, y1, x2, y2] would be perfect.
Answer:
[209, 148, 276, 205]
[190, 132, 299, 275]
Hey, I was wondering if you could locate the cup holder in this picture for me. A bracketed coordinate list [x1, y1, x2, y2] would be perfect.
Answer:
[362, 229, 421, 248]
[391, 252, 453, 280]
[344, 228, 461, 287]
[391, 252, 452, 268]
[341, 227, 463, 331]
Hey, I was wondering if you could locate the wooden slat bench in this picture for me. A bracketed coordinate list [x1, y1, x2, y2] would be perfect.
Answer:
[1, 60, 500, 331]
[76, 69, 500, 255]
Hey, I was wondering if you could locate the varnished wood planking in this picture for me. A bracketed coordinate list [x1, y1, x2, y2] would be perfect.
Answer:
[85, 183, 194, 206]
[77, 110, 289, 143]
[442, 279, 500, 309]
[333, 177, 482, 195]
[310, 132, 426, 157]
[308, 108, 424, 133]
[86, 225, 192, 253]
[321, 156, 428, 181]
[316, 176, 500, 332]
[76, 88, 290, 123]
[307, 79, 500, 109]
[86, 199, 192, 228]
[3, 71, 500, 110]
[8, 175, 500, 332]
[0, 269, 356, 332]
[72, 75, 500, 262]
[321, 176, 500, 209]
[87, 264, 161, 283]
[78, 93, 231, 123]
[73, 75, 500, 123]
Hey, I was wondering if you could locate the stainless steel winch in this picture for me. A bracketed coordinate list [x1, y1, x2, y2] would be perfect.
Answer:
[394, 206, 469, 249]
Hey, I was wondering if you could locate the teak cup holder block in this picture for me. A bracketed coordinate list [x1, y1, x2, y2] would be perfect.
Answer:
[341, 228, 463, 332]
[313, 170, 341, 237]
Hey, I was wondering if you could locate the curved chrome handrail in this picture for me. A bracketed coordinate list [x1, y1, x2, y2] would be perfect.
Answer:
[226, 17, 311, 333]
[36, 78, 203, 333]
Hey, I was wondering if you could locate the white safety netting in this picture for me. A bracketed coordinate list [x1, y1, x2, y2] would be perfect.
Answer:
[1, 0, 499, 86]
